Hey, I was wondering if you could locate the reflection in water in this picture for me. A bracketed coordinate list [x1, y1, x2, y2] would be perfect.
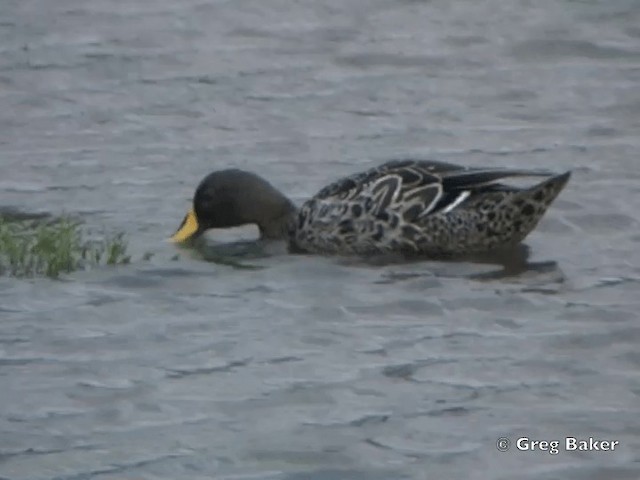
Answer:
[461, 244, 562, 281]
[187, 236, 563, 285]
[339, 242, 562, 280]
[186, 238, 273, 270]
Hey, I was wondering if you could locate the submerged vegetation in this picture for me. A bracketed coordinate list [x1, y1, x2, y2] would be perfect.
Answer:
[0, 213, 130, 279]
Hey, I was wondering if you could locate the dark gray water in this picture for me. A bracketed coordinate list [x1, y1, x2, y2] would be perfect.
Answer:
[1, 0, 639, 479]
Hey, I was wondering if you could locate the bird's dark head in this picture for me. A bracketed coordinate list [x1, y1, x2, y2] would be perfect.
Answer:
[171, 169, 296, 243]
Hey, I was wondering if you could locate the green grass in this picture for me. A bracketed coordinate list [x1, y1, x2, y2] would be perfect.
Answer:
[0, 215, 130, 279]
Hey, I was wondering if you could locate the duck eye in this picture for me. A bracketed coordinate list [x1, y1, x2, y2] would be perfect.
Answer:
[197, 190, 215, 207]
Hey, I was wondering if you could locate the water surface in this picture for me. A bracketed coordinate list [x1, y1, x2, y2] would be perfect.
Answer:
[1, 0, 639, 479]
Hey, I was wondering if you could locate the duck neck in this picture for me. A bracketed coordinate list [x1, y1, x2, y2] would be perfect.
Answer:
[255, 198, 298, 240]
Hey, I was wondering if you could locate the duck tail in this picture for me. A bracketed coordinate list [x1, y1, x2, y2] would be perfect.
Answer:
[522, 170, 571, 207]
[505, 170, 571, 245]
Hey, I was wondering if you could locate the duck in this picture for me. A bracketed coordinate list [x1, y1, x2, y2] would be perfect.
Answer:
[171, 159, 570, 256]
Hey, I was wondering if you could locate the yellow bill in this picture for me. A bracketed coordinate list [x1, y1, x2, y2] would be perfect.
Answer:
[171, 208, 200, 243]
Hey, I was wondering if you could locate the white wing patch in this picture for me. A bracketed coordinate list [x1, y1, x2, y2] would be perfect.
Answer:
[441, 190, 471, 214]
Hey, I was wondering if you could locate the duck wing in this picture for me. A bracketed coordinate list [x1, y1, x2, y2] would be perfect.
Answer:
[313, 159, 456, 201]
[316, 159, 555, 217]
[314, 158, 552, 196]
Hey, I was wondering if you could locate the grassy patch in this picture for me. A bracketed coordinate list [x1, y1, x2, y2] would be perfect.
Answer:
[0, 214, 130, 279]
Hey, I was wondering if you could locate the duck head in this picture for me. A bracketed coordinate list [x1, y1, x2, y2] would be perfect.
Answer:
[171, 169, 296, 243]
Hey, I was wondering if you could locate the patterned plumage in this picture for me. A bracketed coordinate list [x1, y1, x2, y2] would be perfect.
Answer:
[291, 160, 570, 255]
[172, 159, 570, 256]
